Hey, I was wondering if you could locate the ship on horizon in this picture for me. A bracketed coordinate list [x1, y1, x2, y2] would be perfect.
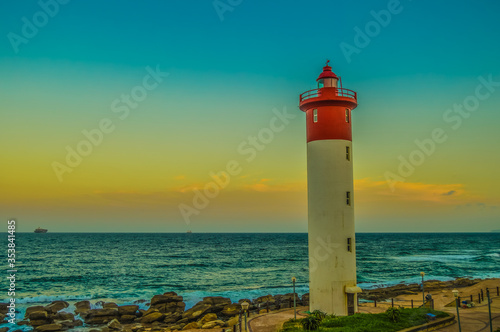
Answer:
[34, 227, 48, 233]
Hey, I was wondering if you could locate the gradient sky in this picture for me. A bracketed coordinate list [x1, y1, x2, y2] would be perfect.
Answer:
[1, 0, 499, 232]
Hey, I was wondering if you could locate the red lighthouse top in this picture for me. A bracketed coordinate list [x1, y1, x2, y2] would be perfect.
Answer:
[316, 60, 338, 81]
[299, 61, 357, 111]
[299, 61, 358, 143]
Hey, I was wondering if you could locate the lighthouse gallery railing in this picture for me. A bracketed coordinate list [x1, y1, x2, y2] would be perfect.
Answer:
[300, 88, 357, 102]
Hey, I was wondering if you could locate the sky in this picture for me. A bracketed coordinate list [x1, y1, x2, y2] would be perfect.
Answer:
[1, 0, 499, 232]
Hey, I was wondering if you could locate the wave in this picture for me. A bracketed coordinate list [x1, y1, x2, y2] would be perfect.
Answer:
[274, 258, 305, 262]
[180, 285, 310, 309]
[393, 254, 478, 262]
[2, 294, 94, 304]
[153, 262, 211, 268]
[26, 275, 87, 283]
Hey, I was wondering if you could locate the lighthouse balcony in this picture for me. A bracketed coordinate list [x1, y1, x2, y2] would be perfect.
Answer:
[300, 88, 357, 102]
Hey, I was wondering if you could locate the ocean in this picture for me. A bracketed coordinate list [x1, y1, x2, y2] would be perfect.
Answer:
[2, 232, 500, 328]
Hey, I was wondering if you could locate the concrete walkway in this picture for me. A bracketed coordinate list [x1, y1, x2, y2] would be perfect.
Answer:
[247, 302, 500, 332]
[247, 286, 500, 332]
[247, 303, 394, 332]
[248, 307, 308, 332]
[433, 300, 500, 332]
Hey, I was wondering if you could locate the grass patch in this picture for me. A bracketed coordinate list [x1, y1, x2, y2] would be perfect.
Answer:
[281, 308, 449, 332]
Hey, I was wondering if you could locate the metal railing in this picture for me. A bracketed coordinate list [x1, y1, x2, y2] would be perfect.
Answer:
[299, 88, 357, 102]
[300, 89, 321, 101]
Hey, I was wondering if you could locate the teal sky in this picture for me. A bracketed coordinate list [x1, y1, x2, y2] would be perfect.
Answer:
[1, 0, 499, 232]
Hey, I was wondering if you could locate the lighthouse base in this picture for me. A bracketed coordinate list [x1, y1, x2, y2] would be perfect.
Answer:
[309, 282, 361, 316]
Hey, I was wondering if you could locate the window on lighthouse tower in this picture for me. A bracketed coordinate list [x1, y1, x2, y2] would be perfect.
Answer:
[345, 108, 350, 123]
[313, 109, 318, 123]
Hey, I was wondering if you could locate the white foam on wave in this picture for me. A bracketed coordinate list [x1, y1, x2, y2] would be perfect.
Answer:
[1, 294, 92, 304]
[359, 271, 500, 290]
[358, 274, 456, 290]
[181, 284, 310, 309]
[393, 254, 478, 262]
[4, 284, 310, 315]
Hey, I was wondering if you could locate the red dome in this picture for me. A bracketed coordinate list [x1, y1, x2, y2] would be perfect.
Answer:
[316, 62, 338, 81]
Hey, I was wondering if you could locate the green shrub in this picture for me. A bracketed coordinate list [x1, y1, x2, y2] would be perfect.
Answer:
[282, 318, 302, 329]
[311, 310, 327, 321]
[386, 307, 401, 322]
[301, 315, 322, 330]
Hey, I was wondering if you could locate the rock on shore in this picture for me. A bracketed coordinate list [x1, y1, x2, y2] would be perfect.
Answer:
[23, 290, 309, 331]
[359, 277, 479, 301]
[22, 300, 84, 331]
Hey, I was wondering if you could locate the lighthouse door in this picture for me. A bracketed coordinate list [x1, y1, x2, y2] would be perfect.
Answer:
[347, 294, 355, 316]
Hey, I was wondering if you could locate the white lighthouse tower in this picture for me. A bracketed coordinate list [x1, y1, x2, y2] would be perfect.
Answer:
[299, 61, 361, 316]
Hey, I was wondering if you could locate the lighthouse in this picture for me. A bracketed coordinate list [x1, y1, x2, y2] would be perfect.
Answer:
[299, 61, 361, 316]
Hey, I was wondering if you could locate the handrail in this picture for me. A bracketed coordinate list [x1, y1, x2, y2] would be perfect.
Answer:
[300, 88, 357, 102]
[300, 89, 321, 101]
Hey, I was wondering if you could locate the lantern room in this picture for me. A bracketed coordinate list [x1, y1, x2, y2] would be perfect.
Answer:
[316, 60, 339, 88]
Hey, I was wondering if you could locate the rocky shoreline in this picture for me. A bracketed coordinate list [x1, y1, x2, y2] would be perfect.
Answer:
[0, 292, 307, 332]
[359, 277, 479, 301]
[0, 277, 482, 332]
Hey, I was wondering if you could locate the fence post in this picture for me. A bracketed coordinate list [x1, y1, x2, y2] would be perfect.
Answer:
[478, 293, 481, 304]
[239, 313, 242, 332]
[266, 301, 269, 313]
[391, 298, 394, 307]
[497, 286, 499, 296]
[374, 299, 377, 307]
[487, 289, 493, 331]
[411, 299, 413, 308]
[357, 296, 359, 308]
[481, 289, 484, 301]
[470, 295, 473, 303]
